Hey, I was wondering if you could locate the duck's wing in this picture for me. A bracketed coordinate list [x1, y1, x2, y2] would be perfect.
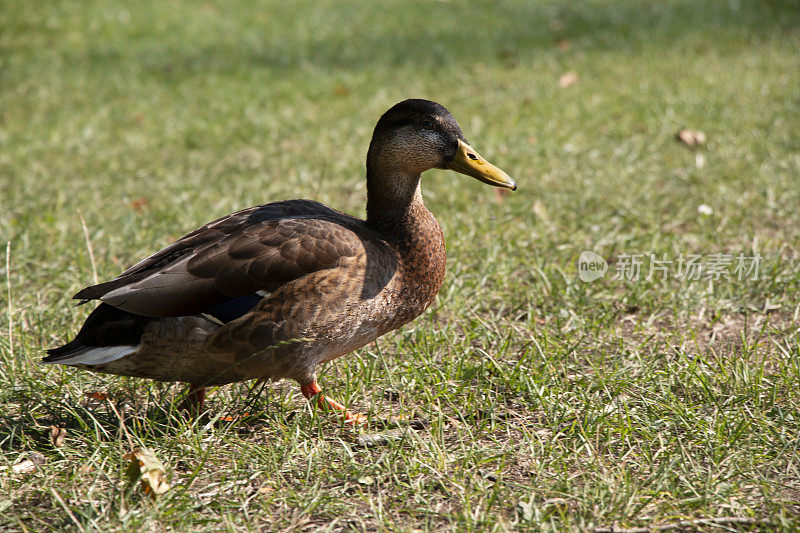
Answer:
[73, 200, 370, 317]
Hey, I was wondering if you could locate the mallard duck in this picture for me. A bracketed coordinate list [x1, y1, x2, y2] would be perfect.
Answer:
[44, 99, 516, 422]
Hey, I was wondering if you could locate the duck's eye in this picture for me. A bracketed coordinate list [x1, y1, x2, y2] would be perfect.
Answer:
[422, 119, 435, 130]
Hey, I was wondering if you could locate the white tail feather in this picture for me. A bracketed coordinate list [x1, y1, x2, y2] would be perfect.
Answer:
[44, 345, 139, 365]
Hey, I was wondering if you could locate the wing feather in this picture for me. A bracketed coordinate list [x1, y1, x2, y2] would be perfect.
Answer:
[73, 200, 373, 317]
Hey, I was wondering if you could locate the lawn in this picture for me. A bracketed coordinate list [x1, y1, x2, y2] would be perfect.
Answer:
[1, 0, 799, 530]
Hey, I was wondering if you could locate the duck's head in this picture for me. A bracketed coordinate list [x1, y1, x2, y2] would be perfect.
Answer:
[366, 99, 517, 200]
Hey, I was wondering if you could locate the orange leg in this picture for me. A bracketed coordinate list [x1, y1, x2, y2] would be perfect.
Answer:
[177, 383, 206, 416]
[300, 380, 367, 424]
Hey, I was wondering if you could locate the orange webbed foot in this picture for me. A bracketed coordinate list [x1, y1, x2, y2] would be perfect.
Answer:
[300, 380, 367, 425]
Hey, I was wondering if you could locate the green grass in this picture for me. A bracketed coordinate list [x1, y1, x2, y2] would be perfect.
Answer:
[2, 0, 800, 530]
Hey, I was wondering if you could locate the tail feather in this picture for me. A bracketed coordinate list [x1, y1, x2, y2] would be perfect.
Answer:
[45, 337, 89, 359]
[44, 303, 153, 366]
[43, 343, 138, 365]
[73, 277, 136, 302]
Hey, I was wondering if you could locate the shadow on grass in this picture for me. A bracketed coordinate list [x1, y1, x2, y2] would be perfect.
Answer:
[0, 385, 287, 454]
[69, 0, 800, 78]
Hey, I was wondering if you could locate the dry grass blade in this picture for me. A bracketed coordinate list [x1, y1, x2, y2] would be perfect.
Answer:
[593, 516, 764, 532]
[77, 210, 99, 285]
[4, 242, 13, 369]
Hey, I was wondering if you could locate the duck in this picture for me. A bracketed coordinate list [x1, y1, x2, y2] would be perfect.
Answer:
[44, 99, 516, 422]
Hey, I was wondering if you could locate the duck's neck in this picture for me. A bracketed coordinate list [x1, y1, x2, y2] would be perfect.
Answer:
[365, 161, 447, 311]
[366, 169, 423, 230]
[364, 135, 435, 232]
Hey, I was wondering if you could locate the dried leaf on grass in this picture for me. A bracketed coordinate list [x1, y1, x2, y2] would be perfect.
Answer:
[559, 71, 578, 88]
[125, 448, 170, 498]
[11, 460, 38, 475]
[219, 412, 253, 422]
[676, 128, 707, 148]
[130, 197, 150, 211]
[8, 452, 46, 475]
[49, 426, 67, 447]
[84, 391, 109, 401]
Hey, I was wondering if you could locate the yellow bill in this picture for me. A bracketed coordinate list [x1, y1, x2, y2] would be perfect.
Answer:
[447, 139, 517, 190]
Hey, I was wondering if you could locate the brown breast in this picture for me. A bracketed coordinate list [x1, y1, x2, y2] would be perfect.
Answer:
[385, 204, 447, 325]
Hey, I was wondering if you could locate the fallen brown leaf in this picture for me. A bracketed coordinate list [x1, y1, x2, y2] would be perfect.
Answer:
[676, 129, 707, 148]
[49, 426, 67, 447]
[559, 71, 578, 88]
[555, 39, 571, 51]
[219, 413, 252, 421]
[130, 197, 150, 211]
[10, 452, 46, 475]
[84, 391, 109, 401]
[12, 460, 37, 474]
[125, 448, 170, 498]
